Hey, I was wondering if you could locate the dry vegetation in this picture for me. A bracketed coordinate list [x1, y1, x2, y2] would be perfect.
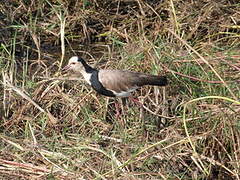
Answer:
[0, 0, 240, 179]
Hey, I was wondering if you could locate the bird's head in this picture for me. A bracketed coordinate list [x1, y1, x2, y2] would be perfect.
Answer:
[63, 56, 85, 73]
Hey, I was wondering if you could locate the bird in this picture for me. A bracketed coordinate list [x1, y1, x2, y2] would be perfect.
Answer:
[62, 56, 168, 98]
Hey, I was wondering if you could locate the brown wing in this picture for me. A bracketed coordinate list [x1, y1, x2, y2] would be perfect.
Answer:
[98, 70, 149, 93]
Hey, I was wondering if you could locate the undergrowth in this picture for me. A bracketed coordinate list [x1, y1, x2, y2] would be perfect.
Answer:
[0, 0, 240, 179]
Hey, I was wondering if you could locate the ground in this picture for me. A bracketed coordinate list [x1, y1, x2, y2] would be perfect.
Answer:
[0, 0, 240, 179]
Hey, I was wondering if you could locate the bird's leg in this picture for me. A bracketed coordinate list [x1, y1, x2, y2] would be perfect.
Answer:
[128, 96, 143, 107]
[113, 98, 129, 127]
[104, 97, 115, 124]
[114, 100, 121, 119]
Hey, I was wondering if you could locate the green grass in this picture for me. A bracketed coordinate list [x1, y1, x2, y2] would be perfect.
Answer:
[0, 0, 240, 179]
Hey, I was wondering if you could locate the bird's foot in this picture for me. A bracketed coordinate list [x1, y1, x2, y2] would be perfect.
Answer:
[129, 96, 143, 107]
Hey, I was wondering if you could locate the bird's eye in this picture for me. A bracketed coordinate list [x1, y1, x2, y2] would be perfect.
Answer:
[71, 62, 76, 65]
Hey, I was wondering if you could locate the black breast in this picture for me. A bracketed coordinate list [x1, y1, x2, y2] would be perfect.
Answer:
[90, 71, 116, 97]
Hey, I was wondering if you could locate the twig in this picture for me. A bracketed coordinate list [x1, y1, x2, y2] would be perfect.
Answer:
[167, 28, 237, 100]
[2, 73, 58, 124]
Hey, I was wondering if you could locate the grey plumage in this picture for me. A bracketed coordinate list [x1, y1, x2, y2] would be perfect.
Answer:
[98, 70, 167, 94]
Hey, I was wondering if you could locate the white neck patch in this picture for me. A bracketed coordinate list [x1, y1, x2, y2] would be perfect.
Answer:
[81, 70, 92, 85]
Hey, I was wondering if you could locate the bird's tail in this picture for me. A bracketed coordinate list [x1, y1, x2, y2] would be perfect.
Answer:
[145, 75, 168, 86]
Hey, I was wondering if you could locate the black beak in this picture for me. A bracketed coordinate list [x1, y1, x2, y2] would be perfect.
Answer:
[62, 65, 70, 71]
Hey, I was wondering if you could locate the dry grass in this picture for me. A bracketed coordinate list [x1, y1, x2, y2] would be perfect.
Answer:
[0, 0, 240, 179]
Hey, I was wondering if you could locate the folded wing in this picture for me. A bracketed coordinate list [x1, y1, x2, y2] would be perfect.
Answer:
[98, 70, 167, 93]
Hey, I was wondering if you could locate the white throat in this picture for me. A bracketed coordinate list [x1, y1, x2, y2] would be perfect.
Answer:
[81, 70, 92, 85]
